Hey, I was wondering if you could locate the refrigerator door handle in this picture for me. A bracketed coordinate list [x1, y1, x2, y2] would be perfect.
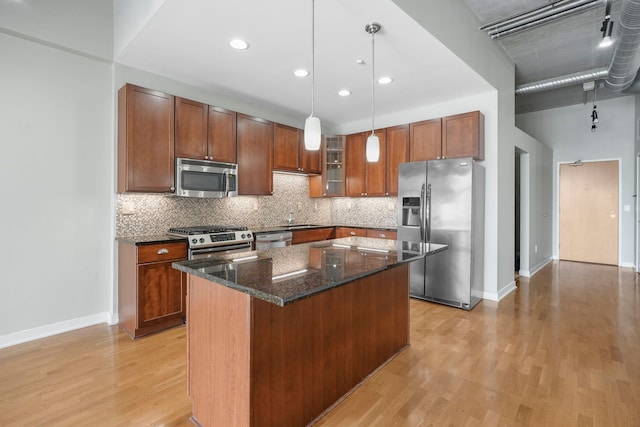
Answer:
[419, 183, 426, 242]
[426, 183, 432, 242]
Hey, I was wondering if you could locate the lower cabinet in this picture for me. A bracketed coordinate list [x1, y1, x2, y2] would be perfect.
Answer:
[291, 227, 336, 244]
[118, 241, 187, 339]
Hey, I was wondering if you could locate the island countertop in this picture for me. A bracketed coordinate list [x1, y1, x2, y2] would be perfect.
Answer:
[172, 237, 447, 306]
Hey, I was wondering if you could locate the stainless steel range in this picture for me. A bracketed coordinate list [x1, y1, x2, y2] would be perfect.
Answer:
[168, 225, 253, 259]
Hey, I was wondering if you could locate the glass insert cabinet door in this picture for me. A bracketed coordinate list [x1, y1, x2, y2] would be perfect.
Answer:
[324, 135, 344, 196]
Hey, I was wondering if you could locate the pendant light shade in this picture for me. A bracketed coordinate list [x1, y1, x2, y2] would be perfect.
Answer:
[365, 22, 381, 163]
[366, 133, 380, 162]
[304, 115, 322, 150]
[304, 0, 321, 151]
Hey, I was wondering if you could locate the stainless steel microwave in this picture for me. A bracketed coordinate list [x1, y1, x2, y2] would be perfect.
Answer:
[175, 158, 238, 198]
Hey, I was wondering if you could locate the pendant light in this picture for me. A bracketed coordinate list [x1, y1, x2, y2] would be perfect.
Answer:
[365, 22, 381, 162]
[304, 0, 321, 151]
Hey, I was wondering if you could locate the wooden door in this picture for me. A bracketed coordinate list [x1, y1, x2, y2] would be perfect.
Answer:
[208, 106, 237, 163]
[410, 118, 442, 161]
[138, 261, 185, 327]
[273, 123, 300, 172]
[559, 160, 618, 265]
[299, 132, 322, 174]
[345, 132, 366, 196]
[118, 84, 175, 193]
[237, 114, 273, 195]
[365, 129, 387, 196]
[385, 124, 409, 196]
[442, 110, 484, 160]
[175, 97, 208, 160]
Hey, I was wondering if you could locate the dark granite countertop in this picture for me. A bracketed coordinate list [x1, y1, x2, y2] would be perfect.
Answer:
[172, 237, 447, 306]
[116, 234, 187, 245]
[251, 224, 396, 234]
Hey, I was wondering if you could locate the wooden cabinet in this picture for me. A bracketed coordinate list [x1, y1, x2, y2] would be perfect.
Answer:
[442, 110, 484, 160]
[335, 227, 367, 238]
[273, 123, 321, 174]
[310, 135, 345, 197]
[410, 118, 442, 162]
[237, 114, 273, 195]
[291, 227, 335, 244]
[117, 84, 175, 193]
[175, 97, 237, 163]
[385, 124, 409, 196]
[410, 111, 484, 161]
[345, 130, 387, 197]
[118, 241, 187, 339]
[366, 229, 397, 240]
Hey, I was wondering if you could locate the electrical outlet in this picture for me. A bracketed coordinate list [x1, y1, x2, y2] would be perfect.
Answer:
[347, 201, 352, 210]
[535, 244, 538, 253]
[253, 200, 258, 211]
[298, 202, 303, 210]
[387, 202, 395, 211]
[314, 201, 318, 210]
[122, 202, 135, 215]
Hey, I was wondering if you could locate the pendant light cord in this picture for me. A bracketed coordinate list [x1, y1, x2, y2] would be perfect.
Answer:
[371, 30, 375, 136]
[311, 0, 315, 117]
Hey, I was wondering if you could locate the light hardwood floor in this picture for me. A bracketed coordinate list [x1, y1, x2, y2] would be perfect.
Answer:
[1, 261, 639, 426]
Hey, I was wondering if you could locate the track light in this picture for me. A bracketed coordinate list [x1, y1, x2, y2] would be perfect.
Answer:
[599, 0, 614, 48]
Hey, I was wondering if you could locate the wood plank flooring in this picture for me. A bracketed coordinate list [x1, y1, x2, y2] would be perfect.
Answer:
[1, 261, 639, 426]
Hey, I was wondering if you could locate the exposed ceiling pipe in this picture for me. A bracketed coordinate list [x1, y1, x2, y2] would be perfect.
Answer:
[515, 68, 609, 94]
[480, 0, 604, 40]
[605, 0, 640, 92]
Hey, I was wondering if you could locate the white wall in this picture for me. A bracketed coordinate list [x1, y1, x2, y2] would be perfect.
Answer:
[516, 96, 636, 267]
[0, 14, 114, 345]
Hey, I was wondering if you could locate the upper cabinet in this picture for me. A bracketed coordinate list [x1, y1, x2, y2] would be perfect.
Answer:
[117, 84, 175, 193]
[385, 124, 409, 196]
[345, 130, 387, 197]
[410, 118, 442, 162]
[273, 123, 321, 174]
[309, 135, 345, 198]
[175, 97, 237, 163]
[410, 111, 484, 161]
[442, 111, 484, 160]
[237, 114, 273, 195]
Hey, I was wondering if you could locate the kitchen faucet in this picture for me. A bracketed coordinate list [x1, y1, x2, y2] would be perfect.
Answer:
[287, 208, 294, 226]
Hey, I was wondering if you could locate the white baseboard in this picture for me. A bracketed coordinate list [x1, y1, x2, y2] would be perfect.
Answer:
[0, 312, 113, 349]
[482, 280, 517, 302]
[521, 257, 553, 278]
[619, 261, 635, 268]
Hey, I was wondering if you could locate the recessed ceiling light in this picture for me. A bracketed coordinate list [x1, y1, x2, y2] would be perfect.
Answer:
[378, 76, 393, 85]
[294, 69, 309, 77]
[338, 89, 351, 96]
[229, 39, 249, 50]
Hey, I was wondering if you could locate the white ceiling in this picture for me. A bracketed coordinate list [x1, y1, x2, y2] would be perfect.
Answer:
[116, 0, 494, 130]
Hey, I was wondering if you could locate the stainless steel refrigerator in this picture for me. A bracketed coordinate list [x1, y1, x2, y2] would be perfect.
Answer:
[397, 158, 485, 310]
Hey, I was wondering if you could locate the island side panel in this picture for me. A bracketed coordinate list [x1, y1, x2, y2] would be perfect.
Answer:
[188, 275, 252, 427]
[249, 264, 410, 427]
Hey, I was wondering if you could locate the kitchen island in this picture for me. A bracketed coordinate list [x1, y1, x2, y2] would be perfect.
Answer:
[173, 237, 446, 427]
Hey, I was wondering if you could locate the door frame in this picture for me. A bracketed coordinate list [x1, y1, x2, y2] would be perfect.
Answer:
[556, 158, 622, 266]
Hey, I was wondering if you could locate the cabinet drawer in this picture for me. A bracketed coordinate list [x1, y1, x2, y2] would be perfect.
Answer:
[366, 229, 397, 240]
[137, 242, 187, 264]
[335, 227, 367, 238]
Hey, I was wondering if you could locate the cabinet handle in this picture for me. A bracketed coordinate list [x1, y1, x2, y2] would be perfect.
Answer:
[157, 248, 169, 255]
[205, 156, 209, 160]
[350, 231, 356, 236]
[170, 187, 175, 191]
[380, 233, 386, 238]
[436, 156, 441, 160]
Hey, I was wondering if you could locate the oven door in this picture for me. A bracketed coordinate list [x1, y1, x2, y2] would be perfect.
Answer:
[175, 157, 238, 198]
[189, 242, 252, 260]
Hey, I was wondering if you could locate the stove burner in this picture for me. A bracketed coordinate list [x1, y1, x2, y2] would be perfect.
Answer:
[168, 225, 248, 235]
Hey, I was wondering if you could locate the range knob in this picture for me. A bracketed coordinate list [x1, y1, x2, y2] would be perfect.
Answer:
[191, 238, 198, 244]
[246, 233, 252, 239]
[199, 237, 205, 243]
[241, 234, 246, 239]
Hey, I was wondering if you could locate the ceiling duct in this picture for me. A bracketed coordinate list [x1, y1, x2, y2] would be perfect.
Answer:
[480, 0, 605, 39]
[515, 68, 609, 94]
[605, 0, 640, 92]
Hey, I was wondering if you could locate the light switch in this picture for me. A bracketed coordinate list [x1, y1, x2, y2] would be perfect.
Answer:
[624, 204, 631, 212]
[122, 202, 135, 215]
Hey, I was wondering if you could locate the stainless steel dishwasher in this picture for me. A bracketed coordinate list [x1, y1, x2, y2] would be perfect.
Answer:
[255, 231, 293, 250]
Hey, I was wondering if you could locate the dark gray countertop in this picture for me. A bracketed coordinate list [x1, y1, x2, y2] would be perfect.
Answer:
[116, 234, 187, 245]
[172, 237, 447, 306]
[251, 224, 396, 234]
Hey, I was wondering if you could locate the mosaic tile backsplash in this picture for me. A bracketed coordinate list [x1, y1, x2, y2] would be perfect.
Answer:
[116, 173, 397, 236]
